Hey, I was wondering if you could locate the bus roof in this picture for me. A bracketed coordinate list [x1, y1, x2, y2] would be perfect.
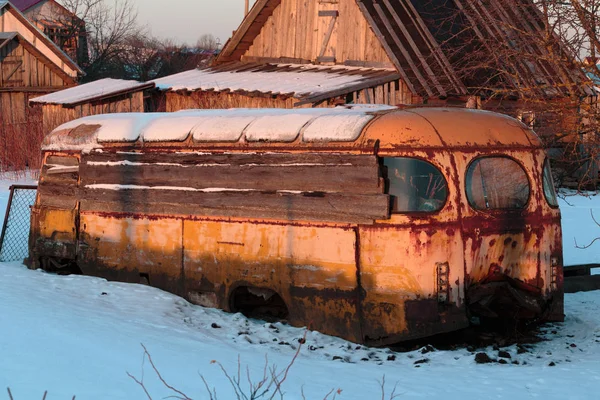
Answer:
[41, 106, 541, 152]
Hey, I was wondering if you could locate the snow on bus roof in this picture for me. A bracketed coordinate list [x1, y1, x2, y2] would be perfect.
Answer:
[42, 106, 396, 151]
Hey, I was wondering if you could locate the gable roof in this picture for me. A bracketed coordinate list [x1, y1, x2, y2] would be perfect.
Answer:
[217, 0, 586, 98]
[406, 0, 585, 97]
[0, 0, 82, 77]
[152, 62, 401, 106]
[217, 0, 281, 64]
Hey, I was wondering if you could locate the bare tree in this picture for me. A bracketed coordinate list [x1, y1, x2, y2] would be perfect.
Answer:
[418, 0, 600, 188]
[41, 0, 144, 81]
[114, 34, 162, 82]
[196, 34, 220, 51]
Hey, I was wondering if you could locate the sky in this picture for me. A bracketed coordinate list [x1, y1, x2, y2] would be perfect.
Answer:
[132, 0, 257, 47]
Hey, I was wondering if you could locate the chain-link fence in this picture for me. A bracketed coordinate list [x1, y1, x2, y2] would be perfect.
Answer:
[0, 186, 37, 262]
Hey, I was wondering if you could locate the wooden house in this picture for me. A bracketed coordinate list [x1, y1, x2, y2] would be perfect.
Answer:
[30, 78, 155, 133]
[11, 0, 87, 66]
[0, 0, 82, 170]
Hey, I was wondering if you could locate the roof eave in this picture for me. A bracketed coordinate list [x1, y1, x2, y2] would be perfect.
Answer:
[30, 82, 156, 107]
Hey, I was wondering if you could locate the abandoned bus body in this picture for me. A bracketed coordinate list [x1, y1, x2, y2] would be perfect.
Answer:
[28, 107, 564, 346]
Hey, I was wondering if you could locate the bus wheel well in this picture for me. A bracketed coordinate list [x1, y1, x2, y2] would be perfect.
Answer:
[230, 286, 289, 321]
[40, 257, 82, 276]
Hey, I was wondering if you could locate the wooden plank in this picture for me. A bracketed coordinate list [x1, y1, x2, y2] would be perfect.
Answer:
[80, 200, 378, 225]
[39, 193, 78, 209]
[84, 152, 378, 167]
[318, 10, 339, 16]
[79, 189, 390, 223]
[79, 160, 383, 194]
[38, 181, 78, 197]
[318, 11, 338, 59]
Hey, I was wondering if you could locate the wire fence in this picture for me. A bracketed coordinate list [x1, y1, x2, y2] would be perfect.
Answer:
[0, 186, 37, 263]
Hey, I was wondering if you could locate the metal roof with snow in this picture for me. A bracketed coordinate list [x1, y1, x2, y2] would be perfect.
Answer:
[30, 78, 156, 106]
[151, 63, 401, 106]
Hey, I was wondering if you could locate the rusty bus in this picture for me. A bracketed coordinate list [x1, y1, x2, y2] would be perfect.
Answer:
[27, 106, 564, 346]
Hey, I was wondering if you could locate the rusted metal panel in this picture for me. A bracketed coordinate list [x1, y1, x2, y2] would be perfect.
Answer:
[182, 219, 363, 343]
[359, 150, 469, 343]
[77, 214, 184, 295]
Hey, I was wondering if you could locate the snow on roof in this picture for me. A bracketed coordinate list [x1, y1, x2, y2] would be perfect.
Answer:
[42, 106, 396, 151]
[30, 78, 155, 106]
[151, 63, 400, 104]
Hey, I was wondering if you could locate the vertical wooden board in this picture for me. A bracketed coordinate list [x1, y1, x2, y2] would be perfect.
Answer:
[288, 0, 297, 58]
[375, 85, 383, 104]
[271, 3, 283, 57]
[253, 13, 267, 56]
[279, 0, 292, 57]
[132, 92, 144, 112]
[271, 0, 284, 57]
[295, 0, 306, 59]
[266, 4, 276, 56]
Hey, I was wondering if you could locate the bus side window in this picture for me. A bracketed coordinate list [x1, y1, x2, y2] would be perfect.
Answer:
[383, 158, 448, 213]
[465, 156, 530, 210]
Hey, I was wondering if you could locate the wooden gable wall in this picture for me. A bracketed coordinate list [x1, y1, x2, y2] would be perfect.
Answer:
[0, 39, 71, 88]
[243, 0, 394, 67]
[0, 5, 80, 79]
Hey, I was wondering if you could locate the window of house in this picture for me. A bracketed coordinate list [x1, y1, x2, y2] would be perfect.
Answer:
[383, 158, 448, 213]
[543, 159, 559, 207]
[466, 157, 530, 210]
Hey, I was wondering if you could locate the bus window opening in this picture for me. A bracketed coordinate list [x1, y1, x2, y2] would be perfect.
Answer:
[383, 157, 448, 213]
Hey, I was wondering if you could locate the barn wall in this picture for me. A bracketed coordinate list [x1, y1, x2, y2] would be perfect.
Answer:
[0, 40, 71, 88]
[348, 80, 414, 106]
[0, 91, 44, 170]
[165, 91, 297, 112]
[243, 0, 393, 66]
[40, 91, 145, 134]
[165, 79, 414, 112]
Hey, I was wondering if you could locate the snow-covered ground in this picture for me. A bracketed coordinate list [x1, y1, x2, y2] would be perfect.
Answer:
[1, 260, 600, 400]
[1, 179, 600, 399]
[559, 191, 600, 273]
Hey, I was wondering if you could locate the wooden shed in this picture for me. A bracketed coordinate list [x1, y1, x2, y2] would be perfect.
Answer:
[30, 78, 155, 134]
[149, 0, 587, 141]
[0, 0, 81, 170]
